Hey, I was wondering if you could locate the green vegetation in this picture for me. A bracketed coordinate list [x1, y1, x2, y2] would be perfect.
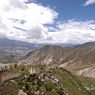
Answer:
[0, 55, 9, 62]
[17, 70, 65, 95]
[1, 64, 95, 95]
[52, 68, 90, 95]
[1, 81, 18, 95]
[79, 76, 95, 95]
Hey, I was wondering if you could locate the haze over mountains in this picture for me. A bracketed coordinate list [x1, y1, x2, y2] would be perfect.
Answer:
[1, 37, 95, 64]
[0, 38, 77, 62]
[0, 38, 73, 63]
[1, 37, 95, 52]
[0, 38, 41, 52]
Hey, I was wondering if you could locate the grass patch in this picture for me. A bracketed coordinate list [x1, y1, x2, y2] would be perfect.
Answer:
[52, 68, 90, 95]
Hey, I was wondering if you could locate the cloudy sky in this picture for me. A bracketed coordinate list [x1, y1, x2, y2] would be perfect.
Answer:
[0, 0, 95, 44]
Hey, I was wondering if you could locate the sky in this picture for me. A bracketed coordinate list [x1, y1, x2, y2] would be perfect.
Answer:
[0, 0, 95, 44]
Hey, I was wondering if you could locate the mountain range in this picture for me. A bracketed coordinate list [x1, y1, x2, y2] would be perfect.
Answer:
[1, 38, 95, 78]
[20, 43, 95, 78]
[1, 38, 95, 95]
[0, 38, 76, 54]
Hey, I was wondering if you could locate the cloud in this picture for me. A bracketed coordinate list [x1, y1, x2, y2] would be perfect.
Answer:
[84, 0, 95, 6]
[49, 20, 95, 44]
[0, 0, 95, 44]
[0, 0, 58, 42]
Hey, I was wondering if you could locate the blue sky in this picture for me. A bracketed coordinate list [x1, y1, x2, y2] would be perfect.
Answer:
[0, 0, 95, 44]
[36, 0, 95, 21]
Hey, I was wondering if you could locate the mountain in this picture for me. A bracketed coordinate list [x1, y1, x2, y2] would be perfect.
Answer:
[21, 44, 95, 65]
[20, 43, 95, 78]
[0, 38, 78, 63]
[0, 38, 76, 54]
[20, 45, 71, 64]
[0, 38, 44, 63]
[1, 38, 95, 78]
[74, 41, 95, 47]
[1, 41, 95, 95]
[0, 38, 42, 52]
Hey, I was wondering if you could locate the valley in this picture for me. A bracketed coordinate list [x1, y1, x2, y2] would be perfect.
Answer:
[1, 40, 95, 95]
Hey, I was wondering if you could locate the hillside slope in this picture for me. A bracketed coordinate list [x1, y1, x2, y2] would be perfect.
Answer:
[20, 44, 95, 78]
[0, 66, 90, 95]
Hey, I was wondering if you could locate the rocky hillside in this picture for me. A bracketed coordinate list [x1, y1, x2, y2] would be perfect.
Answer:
[0, 64, 91, 95]
[20, 44, 95, 78]
[21, 44, 95, 66]
[20, 45, 72, 64]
